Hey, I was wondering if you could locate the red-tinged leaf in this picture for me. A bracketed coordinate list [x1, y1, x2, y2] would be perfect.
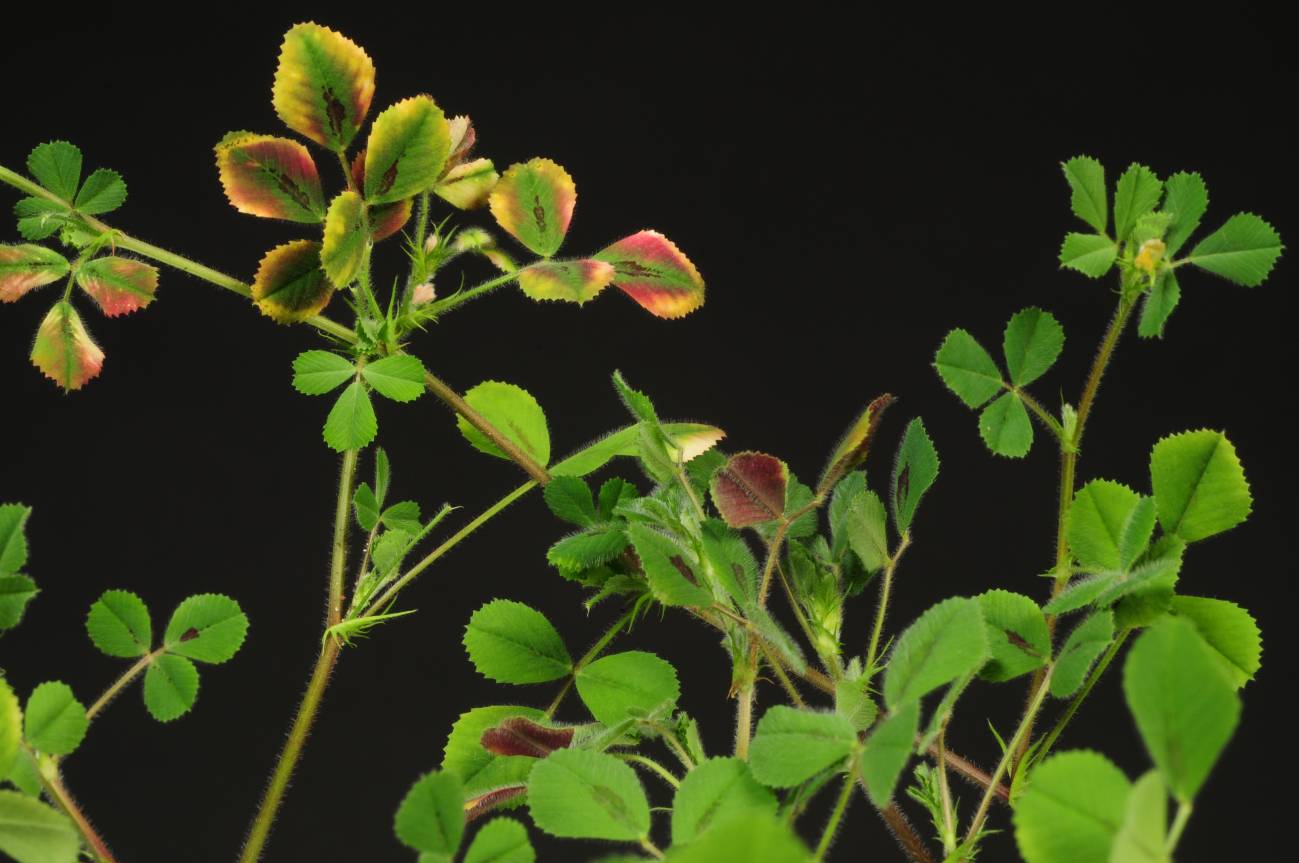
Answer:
[349, 150, 413, 240]
[214, 131, 326, 222]
[434, 158, 498, 210]
[250, 240, 334, 324]
[76, 256, 159, 317]
[0, 244, 69, 302]
[711, 452, 789, 528]
[363, 95, 451, 204]
[488, 158, 576, 257]
[594, 230, 705, 319]
[818, 394, 896, 494]
[272, 23, 375, 150]
[517, 259, 615, 305]
[480, 717, 576, 758]
[446, 115, 477, 169]
[321, 191, 366, 287]
[465, 785, 526, 822]
[30, 301, 104, 390]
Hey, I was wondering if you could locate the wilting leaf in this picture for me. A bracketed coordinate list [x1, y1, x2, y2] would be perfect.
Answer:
[593, 230, 705, 318]
[30, 301, 104, 390]
[369, 197, 412, 241]
[711, 452, 788, 528]
[1149, 430, 1251, 542]
[364, 95, 451, 204]
[441, 705, 545, 799]
[26, 141, 82, 201]
[480, 716, 575, 759]
[214, 132, 325, 222]
[488, 158, 576, 257]
[517, 259, 615, 305]
[0, 245, 69, 303]
[818, 394, 895, 493]
[250, 240, 334, 323]
[76, 256, 158, 317]
[436, 158, 499, 210]
[320, 191, 366, 286]
[272, 22, 375, 150]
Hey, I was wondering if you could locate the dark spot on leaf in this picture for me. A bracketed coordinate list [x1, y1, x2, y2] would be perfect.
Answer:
[531, 194, 547, 234]
[669, 554, 698, 585]
[897, 464, 911, 505]
[465, 785, 526, 822]
[613, 259, 657, 278]
[1004, 629, 1041, 657]
[323, 89, 347, 139]
[378, 162, 399, 196]
[180, 627, 200, 642]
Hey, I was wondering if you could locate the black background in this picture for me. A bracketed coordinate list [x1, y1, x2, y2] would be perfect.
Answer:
[1, 7, 1293, 861]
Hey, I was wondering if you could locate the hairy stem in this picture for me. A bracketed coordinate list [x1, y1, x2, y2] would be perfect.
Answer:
[734, 685, 754, 760]
[935, 729, 958, 854]
[618, 753, 680, 789]
[1167, 800, 1193, 853]
[546, 606, 637, 717]
[929, 743, 1008, 803]
[34, 754, 117, 863]
[639, 836, 665, 860]
[878, 800, 936, 863]
[426, 270, 520, 317]
[1034, 629, 1130, 765]
[863, 533, 911, 682]
[813, 769, 856, 862]
[760, 642, 807, 708]
[84, 648, 163, 723]
[327, 448, 360, 627]
[422, 370, 551, 484]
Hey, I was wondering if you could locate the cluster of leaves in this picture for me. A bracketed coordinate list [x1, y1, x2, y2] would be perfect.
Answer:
[1, 142, 158, 389]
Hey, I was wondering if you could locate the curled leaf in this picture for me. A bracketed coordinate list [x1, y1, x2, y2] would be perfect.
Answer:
[818, 393, 895, 493]
[272, 22, 375, 150]
[594, 230, 705, 318]
[250, 240, 334, 323]
[214, 132, 325, 222]
[435, 158, 499, 210]
[76, 256, 158, 317]
[30, 301, 103, 390]
[488, 158, 576, 257]
[517, 259, 614, 305]
[0, 244, 69, 303]
[321, 191, 366, 287]
[364, 95, 451, 204]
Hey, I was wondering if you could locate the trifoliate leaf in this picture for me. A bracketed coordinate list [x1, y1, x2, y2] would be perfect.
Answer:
[143, 654, 199, 721]
[0, 678, 18, 778]
[0, 245, 69, 303]
[272, 23, 375, 150]
[435, 158, 499, 210]
[164, 594, 249, 664]
[543, 476, 596, 527]
[0, 790, 80, 863]
[26, 141, 82, 202]
[30, 301, 104, 391]
[250, 240, 334, 323]
[0, 504, 31, 575]
[891, 418, 939, 535]
[1184, 212, 1282, 287]
[1162, 172, 1208, 256]
[86, 589, 151, 657]
[488, 158, 576, 258]
[979, 393, 1032, 458]
[292, 350, 354, 395]
[362, 355, 426, 403]
[394, 771, 465, 856]
[1061, 156, 1107, 233]
[935, 329, 1002, 408]
[748, 706, 856, 788]
[857, 701, 919, 807]
[1013, 750, 1130, 863]
[666, 810, 811, 863]
[1149, 430, 1251, 542]
[23, 682, 87, 756]
[576, 651, 680, 725]
[214, 131, 325, 222]
[710, 453, 788, 528]
[517, 259, 615, 306]
[456, 381, 551, 467]
[73, 168, 127, 215]
[1003, 307, 1064, 386]
[884, 597, 989, 708]
[1059, 233, 1118, 278]
[1137, 270, 1180, 339]
[1110, 771, 1169, 863]
[594, 230, 705, 319]
[1169, 596, 1260, 688]
[463, 600, 571, 684]
[320, 190, 366, 286]
[670, 758, 777, 844]
[1066, 480, 1142, 572]
[527, 749, 650, 840]
[0, 575, 37, 632]
[463, 818, 534, 863]
[625, 523, 711, 607]
[1051, 611, 1114, 698]
[1113, 164, 1162, 241]
[1123, 618, 1240, 801]
[364, 95, 451, 204]
[441, 705, 545, 798]
[324, 381, 377, 451]
[75, 256, 158, 317]
[977, 590, 1048, 682]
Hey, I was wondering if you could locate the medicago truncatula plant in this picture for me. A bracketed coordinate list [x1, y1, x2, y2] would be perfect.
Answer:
[385, 158, 1282, 863]
[0, 21, 712, 863]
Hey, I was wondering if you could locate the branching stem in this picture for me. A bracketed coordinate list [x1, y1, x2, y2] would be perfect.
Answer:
[84, 647, 164, 723]
[1034, 629, 1130, 765]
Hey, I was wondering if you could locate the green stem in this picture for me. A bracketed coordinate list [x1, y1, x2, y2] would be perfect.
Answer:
[422, 370, 551, 484]
[863, 533, 911, 682]
[813, 769, 856, 862]
[618, 753, 681, 789]
[328, 449, 360, 627]
[734, 685, 754, 760]
[29, 749, 117, 863]
[1034, 630, 1130, 765]
[639, 836, 665, 860]
[84, 649, 161, 723]
[878, 801, 936, 863]
[426, 270, 520, 317]
[760, 641, 807, 707]
[546, 606, 637, 718]
[935, 729, 958, 854]
[1014, 386, 1065, 441]
[1166, 800, 1193, 854]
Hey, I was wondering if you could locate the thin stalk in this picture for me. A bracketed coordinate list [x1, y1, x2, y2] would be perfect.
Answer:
[879, 801, 937, 863]
[734, 686, 754, 759]
[618, 753, 680, 789]
[639, 836, 665, 860]
[863, 533, 912, 681]
[1014, 387, 1065, 441]
[1034, 630, 1130, 765]
[423, 370, 551, 484]
[84, 649, 162, 722]
[929, 743, 1008, 803]
[1166, 800, 1193, 853]
[813, 770, 856, 862]
[328, 448, 360, 627]
[935, 729, 958, 854]
[760, 642, 807, 707]
[546, 606, 637, 718]
[30, 750, 117, 863]
[426, 270, 520, 317]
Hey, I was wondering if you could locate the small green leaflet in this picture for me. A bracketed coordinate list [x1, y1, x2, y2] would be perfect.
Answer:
[324, 381, 378, 451]
[1169, 595, 1261, 688]
[27, 141, 82, 202]
[575, 650, 680, 725]
[23, 682, 87, 756]
[0, 678, 19, 778]
[0, 575, 37, 632]
[362, 355, 427, 402]
[547, 527, 628, 573]
[884, 597, 989, 708]
[1013, 750, 1131, 863]
[843, 488, 889, 573]
[666, 810, 811, 863]
[858, 701, 920, 806]
[1113, 164, 1162, 241]
[1002, 307, 1064, 387]
[1161, 172, 1209, 255]
[394, 770, 465, 857]
[1059, 233, 1117, 278]
[463, 818, 534, 863]
[891, 418, 938, 536]
[1110, 771, 1169, 863]
[1183, 213, 1282, 287]
[934, 329, 1002, 408]
[670, 757, 777, 844]
[354, 482, 380, 531]
[526, 749, 650, 840]
[143, 654, 199, 721]
[0, 790, 81, 863]
[0, 504, 31, 574]
[747, 706, 856, 787]
[979, 393, 1033, 458]
[292, 350, 355, 395]
[976, 590, 1048, 682]
[74, 169, 127, 215]
[1061, 156, 1107, 233]
[542, 476, 597, 527]
[164, 594, 249, 664]
[1051, 611, 1114, 698]
[86, 589, 152, 657]
[457, 381, 551, 467]
[1066, 481, 1147, 572]
[1149, 430, 1251, 542]
[1137, 270, 1180, 339]
[463, 599, 571, 684]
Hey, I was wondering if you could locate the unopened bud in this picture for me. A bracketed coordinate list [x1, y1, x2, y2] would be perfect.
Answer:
[424, 232, 440, 253]
[412, 283, 436, 306]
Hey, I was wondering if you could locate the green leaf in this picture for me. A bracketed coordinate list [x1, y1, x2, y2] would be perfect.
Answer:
[1051, 611, 1114, 698]
[0, 679, 19, 778]
[884, 597, 989, 708]
[463, 600, 571, 684]
[934, 329, 1002, 408]
[86, 589, 151, 657]
[164, 594, 249, 664]
[1067, 480, 1143, 572]
[292, 350, 354, 395]
[670, 757, 777, 844]
[1113, 164, 1162, 241]
[891, 418, 939, 536]
[1184, 213, 1282, 287]
[374, 448, 391, 504]
[977, 590, 1048, 682]
[73, 168, 127, 215]
[463, 818, 534, 863]
[543, 476, 596, 527]
[26, 142, 82, 202]
[372, 529, 411, 577]
[0, 576, 36, 632]
[320, 190, 366, 286]
[625, 523, 712, 607]
[858, 702, 920, 807]
[381, 501, 422, 534]
[747, 706, 856, 788]
[0, 790, 80, 863]
[272, 22, 375, 150]
[1059, 233, 1118, 277]
[1169, 596, 1260, 688]
[1061, 156, 1107, 233]
[834, 678, 877, 731]
[488, 158, 576, 258]
[576, 651, 680, 725]
[1149, 430, 1251, 542]
[843, 488, 889, 573]
[353, 482, 380, 531]
[526, 749, 650, 840]
[23, 683, 87, 756]
[1137, 270, 1181, 339]
[362, 355, 427, 403]
[598, 478, 638, 520]
[394, 770, 465, 856]
[13, 198, 71, 242]
[1162, 172, 1208, 256]
[979, 394, 1032, 458]
[457, 381, 550, 467]
[1013, 750, 1131, 863]
[0, 245, 70, 304]
[664, 810, 811, 863]
[0, 505, 30, 575]
[1110, 771, 1169, 863]
[547, 527, 628, 573]
[364, 95, 451, 204]
[549, 422, 723, 478]
[441, 705, 545, 798]
[75, 256, 157, 317]
[324, 381, 378, 451]
[1124, 618, 1241, 801]
[1003, 307, 1064, 386]
[143, 654, 199, 721]
[435, 157, 500, 211]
